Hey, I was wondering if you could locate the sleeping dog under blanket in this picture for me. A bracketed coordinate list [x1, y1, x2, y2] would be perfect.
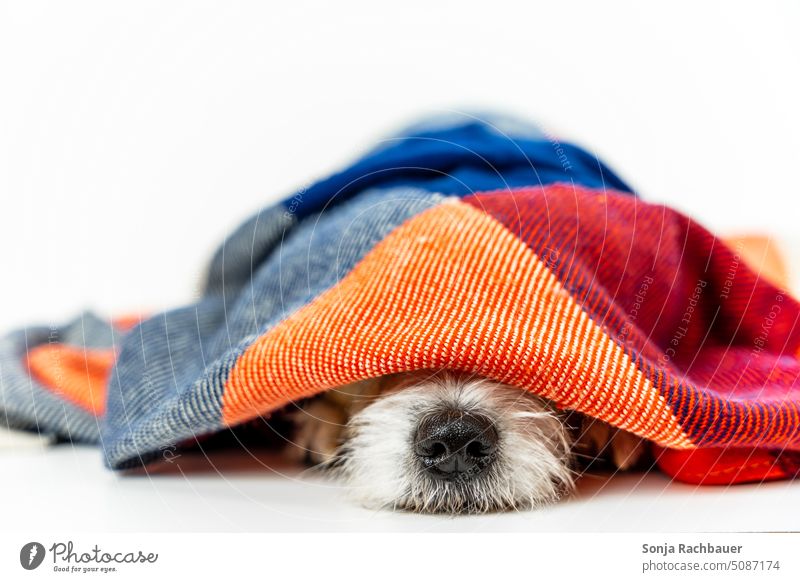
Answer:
[3, 113, 800, 512]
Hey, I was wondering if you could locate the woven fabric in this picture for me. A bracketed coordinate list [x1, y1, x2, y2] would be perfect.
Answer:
[2, 114, 798, 486]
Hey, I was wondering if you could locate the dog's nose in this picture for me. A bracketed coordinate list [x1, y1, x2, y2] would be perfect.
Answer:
[413, 411, 498, 480]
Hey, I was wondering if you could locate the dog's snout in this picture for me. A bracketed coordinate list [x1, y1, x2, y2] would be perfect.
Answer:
[413, 411, 498, 480]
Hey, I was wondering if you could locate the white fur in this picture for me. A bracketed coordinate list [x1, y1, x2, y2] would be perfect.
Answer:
[329, 373, 574, 513]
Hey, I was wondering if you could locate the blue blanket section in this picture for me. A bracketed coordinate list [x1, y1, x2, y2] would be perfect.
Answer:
[287, 113, 634, 221]
[0, 114, 635, 469]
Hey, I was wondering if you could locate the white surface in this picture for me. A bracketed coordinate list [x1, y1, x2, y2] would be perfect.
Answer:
[2, 1, 800, 533]
[3, 445, 799, 533]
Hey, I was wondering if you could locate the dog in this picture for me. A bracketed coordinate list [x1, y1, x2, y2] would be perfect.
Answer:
[285, 370, 648, 513]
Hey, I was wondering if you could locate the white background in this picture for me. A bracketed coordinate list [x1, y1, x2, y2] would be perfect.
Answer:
[1, 0, 800, 536]
[2, 0, 800, 330]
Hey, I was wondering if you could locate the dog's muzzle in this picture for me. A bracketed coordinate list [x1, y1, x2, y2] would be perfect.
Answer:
[413, 411, 498, 481]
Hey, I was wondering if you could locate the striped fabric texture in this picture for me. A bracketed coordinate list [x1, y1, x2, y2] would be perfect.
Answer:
[2, 114, 799, 485]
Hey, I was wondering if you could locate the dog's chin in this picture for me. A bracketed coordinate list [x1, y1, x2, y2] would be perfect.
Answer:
[328, 375, 574, 514]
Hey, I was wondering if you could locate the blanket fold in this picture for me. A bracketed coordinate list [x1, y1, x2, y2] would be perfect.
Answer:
[2, 113, 799, 486]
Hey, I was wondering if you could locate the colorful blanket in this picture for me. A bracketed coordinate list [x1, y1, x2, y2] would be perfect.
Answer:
[3, 114, 800, 485]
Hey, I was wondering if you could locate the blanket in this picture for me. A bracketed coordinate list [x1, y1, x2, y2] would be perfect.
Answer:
[3, 113, 800, 485]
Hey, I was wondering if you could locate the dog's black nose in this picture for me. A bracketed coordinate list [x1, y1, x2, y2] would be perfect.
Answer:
[413, 411, 498, 480]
